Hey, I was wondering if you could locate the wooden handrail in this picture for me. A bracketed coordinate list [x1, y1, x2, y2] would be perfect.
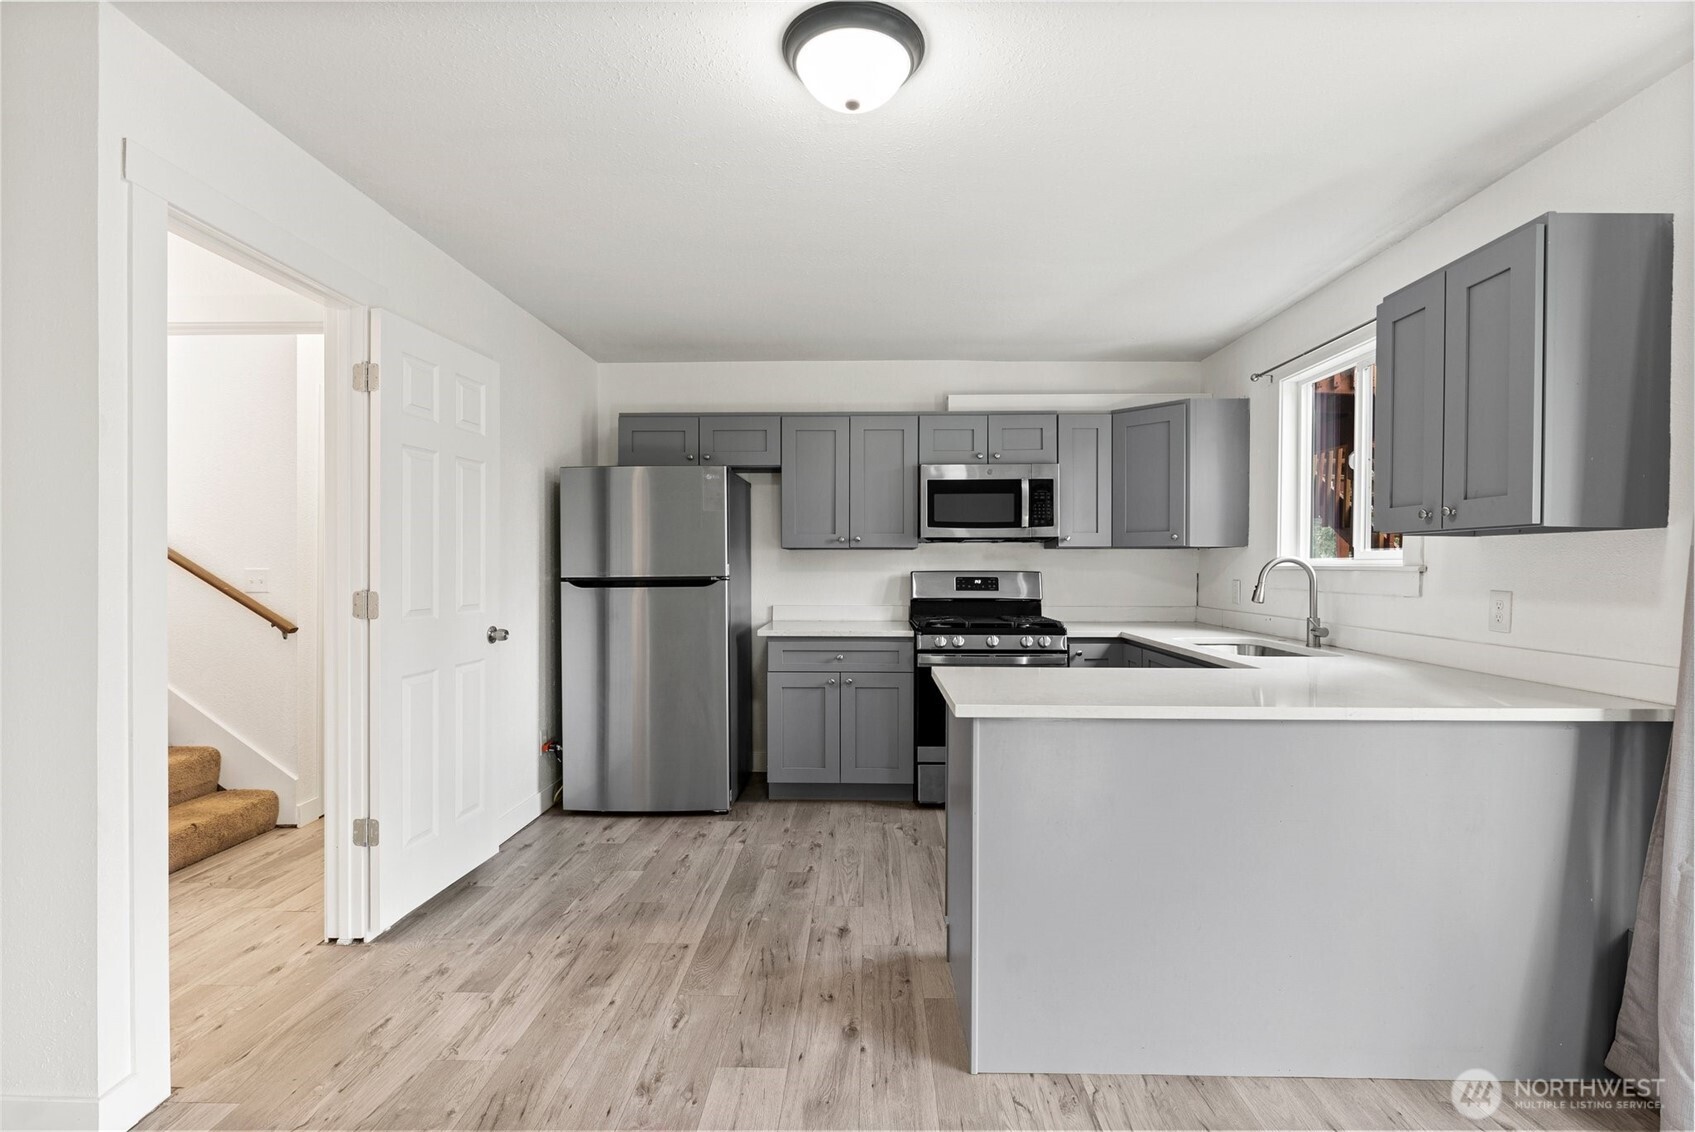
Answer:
[167, 548, 298, 638]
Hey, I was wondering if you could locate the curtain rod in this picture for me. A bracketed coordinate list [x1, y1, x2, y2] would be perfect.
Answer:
[1248, 318, 1376, 383]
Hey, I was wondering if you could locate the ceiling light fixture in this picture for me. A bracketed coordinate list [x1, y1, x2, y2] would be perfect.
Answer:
[783, 2, 925, 114]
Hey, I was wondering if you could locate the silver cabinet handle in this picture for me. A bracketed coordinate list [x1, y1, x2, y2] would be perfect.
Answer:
[1442, 506, 1457, 518]
[826, 677, 837, 686]
[487, 626, 509, 643]
[684, 453, 696, 461]
[835, 653, 844, 661]
[844, 677, 854, 685]
[1417, 508, 1432, 521]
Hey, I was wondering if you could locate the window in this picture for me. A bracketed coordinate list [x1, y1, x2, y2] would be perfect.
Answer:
[1278, 340, 1402, 564]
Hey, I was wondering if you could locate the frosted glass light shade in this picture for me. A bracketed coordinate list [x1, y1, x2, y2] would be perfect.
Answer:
[794, 27, 913, 113]
[783, 3, 925, 115]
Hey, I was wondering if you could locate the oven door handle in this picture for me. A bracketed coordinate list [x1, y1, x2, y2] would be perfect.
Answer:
[918, 653, 1070, 667]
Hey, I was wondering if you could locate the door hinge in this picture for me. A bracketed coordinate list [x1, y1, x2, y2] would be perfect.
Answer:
[353, 361, 379, 392]
[352, 817, 379, 847]
[353, 589, 380, 620]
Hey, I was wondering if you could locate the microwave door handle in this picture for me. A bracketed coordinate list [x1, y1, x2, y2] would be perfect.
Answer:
[1020, 477, 1031, 529]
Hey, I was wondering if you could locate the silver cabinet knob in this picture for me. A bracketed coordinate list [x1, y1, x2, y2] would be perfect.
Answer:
[702, 453, 713, 461]
[836, 535, 847, 543]
[1038, 636, 1052, 648]
[1073, 649, 1083, 657]
[1020, 636, 1034, 648]
[1170, 532, 1180, 541]
[826, 677, 837, 686]
[992, 453, 1002, 460]
[835, 653, 845, 661]
[1417, 508, 1433, 521]
[844, 678, 854, 685]
[985, 635, 1000, 647]
[852, 535, 862, 543]
[951, 636, 965, 647]
[487, 626, 509, 643]
[1442, 506, 1457, 518]
[685, 453, 695, 461]
[1062, 535, 1072, 542]
[975, 452, 984, 460]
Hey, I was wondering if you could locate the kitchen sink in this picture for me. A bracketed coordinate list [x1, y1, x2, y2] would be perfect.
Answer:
[1192, 640, 1332, 658]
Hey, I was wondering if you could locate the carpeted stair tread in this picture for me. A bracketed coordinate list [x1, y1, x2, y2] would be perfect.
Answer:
[169, 788, 279, 872]
[169, 745, 222, 807]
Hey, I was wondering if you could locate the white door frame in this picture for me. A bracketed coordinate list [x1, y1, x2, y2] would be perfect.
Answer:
[123, 139, 384, 946]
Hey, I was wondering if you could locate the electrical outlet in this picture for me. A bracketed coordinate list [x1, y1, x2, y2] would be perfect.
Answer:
[1231, 579, 1242, 605]
[1489, 590, 1512, 633]
[243, 569, 271, 594]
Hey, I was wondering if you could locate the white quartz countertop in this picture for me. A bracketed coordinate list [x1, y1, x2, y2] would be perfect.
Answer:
[757, 619, 912, 638]
[935, 622, 1674, 723]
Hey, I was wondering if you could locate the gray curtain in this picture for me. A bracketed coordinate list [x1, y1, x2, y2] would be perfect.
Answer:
[1607, 552, 1693, 1130]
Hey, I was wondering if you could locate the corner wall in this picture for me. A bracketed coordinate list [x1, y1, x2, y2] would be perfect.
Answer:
[1197, 64, 1693, 702]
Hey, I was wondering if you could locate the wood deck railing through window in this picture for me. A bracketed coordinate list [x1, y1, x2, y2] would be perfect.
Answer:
[167, 548, 298, 638]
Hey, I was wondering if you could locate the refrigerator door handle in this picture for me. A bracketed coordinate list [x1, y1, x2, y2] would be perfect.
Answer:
[564, 576, 728, 588]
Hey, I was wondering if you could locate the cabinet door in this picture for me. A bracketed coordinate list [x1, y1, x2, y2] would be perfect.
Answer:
[781, 416, 850, 548]
[919, 414, 988, 464]
[1056, 414, 1112, 547]
[840, 672, 914, 785]
[849, 416, 919, 548]
[988, 413, 1058, 464]
[766, 672, 840, 784]
[699, 415, 781, 468]
[618, 415, 698, 465]
[1374, 272, 1446, 534]
[1112, 403, 1187, 547]
[1442, 221, 1545, 531]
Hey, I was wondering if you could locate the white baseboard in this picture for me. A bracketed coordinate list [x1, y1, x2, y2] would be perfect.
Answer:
[291, 795, 324, 826]
[498, 790, 552, 844]
[2, 1064, 168, 1131]
[168, 687, 298, 814]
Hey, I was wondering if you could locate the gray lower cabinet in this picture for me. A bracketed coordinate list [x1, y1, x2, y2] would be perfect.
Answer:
[768, 639, 914, 794]
[1068, 639, 1123, 667]
[1111, 399, 1248, 548]
[988, 413, 1058, 464]
[919, 414, 988, 464]
[766, 671, 840, 783]
[849, 416, 919, 548]
[1374, 212, 1671, 535]
[617, 414, 698, 465]
[781, 416, 850, 548]
[1056, 414, 1113, 547]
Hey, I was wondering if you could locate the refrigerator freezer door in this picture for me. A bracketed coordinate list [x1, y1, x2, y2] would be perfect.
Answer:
[560, 578, 732, 812]
[560, 465, 731, 579]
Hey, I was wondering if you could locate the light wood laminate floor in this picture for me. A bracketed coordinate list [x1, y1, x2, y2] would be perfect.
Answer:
[144, 787, 1656, 1131]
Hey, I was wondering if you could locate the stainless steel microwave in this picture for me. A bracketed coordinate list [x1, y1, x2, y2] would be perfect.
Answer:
[920, 464, 1060, 541]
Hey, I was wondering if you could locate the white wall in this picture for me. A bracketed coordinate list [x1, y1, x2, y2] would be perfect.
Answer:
[1, 5, 599, 1126]
[1197, 65, 1693, 703]
[167, 333, 318, 820]
[597, 360, 1212, 765]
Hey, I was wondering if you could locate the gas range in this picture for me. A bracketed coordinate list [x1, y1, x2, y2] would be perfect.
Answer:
[909, 571, 1069, 658]
[909, 570, 1069, 806]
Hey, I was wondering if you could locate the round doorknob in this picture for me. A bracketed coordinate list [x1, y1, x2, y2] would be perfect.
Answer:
[985, 635, 1000, 647]
[487, 626, 510, 643]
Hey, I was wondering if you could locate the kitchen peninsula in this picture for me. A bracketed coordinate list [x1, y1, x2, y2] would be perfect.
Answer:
[936, 624, 1673, 1080]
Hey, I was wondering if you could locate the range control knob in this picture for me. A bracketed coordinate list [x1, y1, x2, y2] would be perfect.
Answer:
[951, 635, 966, 647]
[932, 635, 948, 648]
[985, 635, 1000, 647]
[1038, 635, 1052, 648]
[1020, 636, 1034, 648]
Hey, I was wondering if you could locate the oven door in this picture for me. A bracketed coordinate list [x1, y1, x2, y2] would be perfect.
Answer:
[920, 464, 1058, 540]
[913, 651, 1069, 805]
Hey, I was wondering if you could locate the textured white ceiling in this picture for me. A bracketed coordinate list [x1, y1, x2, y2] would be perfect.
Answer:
[121, 2, 1692, 362]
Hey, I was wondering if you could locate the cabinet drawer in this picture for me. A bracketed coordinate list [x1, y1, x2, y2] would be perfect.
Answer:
[1068, 639, 1120, 667]
[767, 637, 914, 672]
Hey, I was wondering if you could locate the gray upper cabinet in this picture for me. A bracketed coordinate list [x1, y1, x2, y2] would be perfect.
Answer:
[1374, 213, 1672, 536]
[988, 414, 1058, 464]
[1111, 399, 1249, 548]
[617, 415, 698, 465]
[699, 416, 781, 468]
[767, 671, 840, 783]
[781, 416, 850, 548]
[1375, 271, 1447, 534]
[1056, 413, 1113, 547]
[919, 415, 988, 463]
[840, 672, 914, 784]
[849, 416, 920, 548]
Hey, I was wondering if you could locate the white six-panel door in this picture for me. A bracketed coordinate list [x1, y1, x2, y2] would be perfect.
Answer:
[369, 311, 501, 933]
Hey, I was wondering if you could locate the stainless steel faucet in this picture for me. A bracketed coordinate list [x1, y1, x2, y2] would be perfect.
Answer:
[1250, 557, 1330, 649]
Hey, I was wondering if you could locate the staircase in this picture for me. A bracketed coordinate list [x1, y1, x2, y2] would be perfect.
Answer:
[168, 745, 279, 872]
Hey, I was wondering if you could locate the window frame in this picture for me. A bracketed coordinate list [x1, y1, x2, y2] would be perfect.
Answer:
[1276, 337, 1403, 567]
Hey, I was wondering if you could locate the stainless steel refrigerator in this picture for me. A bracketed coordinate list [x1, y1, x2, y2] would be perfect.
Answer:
[558, 465, 752, 812]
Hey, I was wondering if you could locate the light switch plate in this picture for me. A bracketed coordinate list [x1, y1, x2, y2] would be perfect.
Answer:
[1489, 590, 1512, 633]
[243, 569, 271, 594]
